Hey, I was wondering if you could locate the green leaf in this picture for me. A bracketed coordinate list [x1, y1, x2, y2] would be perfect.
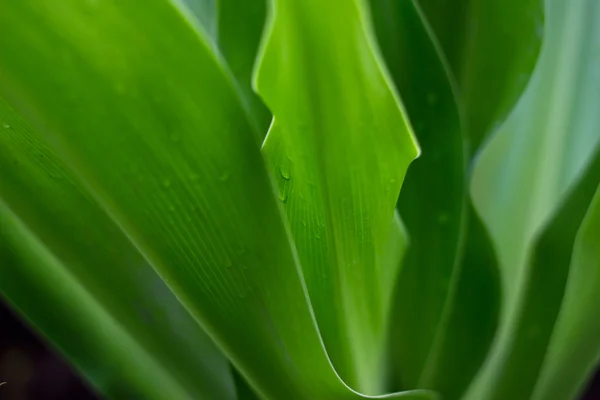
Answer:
[0, 1, 432, 399]
[0, 202, 193, 399]
[0, 97, 235, 400]
[532, 185, 600, 400]
[467, 0, 600, 397]
[216, 0, 271, 138]
[256, 0, 418, 393]
[469, 147, 600, 400]
[417, 0, 544, 152]
[368, 1, 500, 397]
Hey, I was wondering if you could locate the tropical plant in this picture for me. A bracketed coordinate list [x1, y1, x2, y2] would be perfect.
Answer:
[0, 0, 599, 399]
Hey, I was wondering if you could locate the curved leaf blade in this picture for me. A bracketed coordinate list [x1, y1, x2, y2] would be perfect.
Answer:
[531, 189, 600, 400]
[368, 1, 500, 397]
[417, 0, 544, 152]
[256, 0, 418, 393]
[467, 0, 600, 397]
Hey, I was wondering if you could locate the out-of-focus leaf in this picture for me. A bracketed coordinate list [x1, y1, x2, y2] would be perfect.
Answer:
[183, 0, 271, 139]
[417, 0, 544, 152]
[419, 204, 500, 400]
[217, 0, 271, 137]
[369, 1, 499, 398]
[0, 98, 235, 400]
[0, 1, 432, 399]
[531, 190, 600, 400]
[0, 201, 193, 400]
[467, 0, 600, 398]
[257, 0, 418, 393]
[468, 147, 600, 400]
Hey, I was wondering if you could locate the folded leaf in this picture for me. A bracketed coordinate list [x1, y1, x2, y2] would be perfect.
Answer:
[257, 0, 418, 393]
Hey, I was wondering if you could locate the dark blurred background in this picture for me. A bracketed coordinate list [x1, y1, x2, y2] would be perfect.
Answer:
[0, 297, 599, 400]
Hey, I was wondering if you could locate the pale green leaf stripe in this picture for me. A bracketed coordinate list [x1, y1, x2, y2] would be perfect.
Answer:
[256, 0, 417, 393]
[0, 1, 432, 399]
[467, 0, 600, 397]
[532, 188, 600, 400]
[0, 201, 191, 400]
[0, 97, 236, 400]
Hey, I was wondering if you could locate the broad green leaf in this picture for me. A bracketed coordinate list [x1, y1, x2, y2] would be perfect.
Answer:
[368, 1, 500, 397]
[532, 188, 600, 400]
[467, 0, 600, 397]
[0, 1, 432, 399]
[417, 0, 544, 152]
[0, 97, 235, 400]
[256, 0, 418, 393]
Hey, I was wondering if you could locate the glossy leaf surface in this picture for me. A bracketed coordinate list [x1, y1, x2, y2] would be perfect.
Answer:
[257, 0, 417, 392]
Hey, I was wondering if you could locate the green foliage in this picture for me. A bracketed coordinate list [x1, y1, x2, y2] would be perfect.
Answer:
[0, 0, 598, 399]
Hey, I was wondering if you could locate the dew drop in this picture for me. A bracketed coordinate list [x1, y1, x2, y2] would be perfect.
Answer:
[437, 213, 449, 224]
[1, 122, 9, 129]
[161, 179, 172, 189]
[279, 166, 291, 180]
[279, 191, 288, 203]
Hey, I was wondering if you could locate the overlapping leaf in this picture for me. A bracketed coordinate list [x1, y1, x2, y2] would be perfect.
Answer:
[532, 186, 600, 400]
[416, 0, 544, 152]
[368, 2, 500, 398]
[467, 0, 600, 398]
[0, 0, 432, 399]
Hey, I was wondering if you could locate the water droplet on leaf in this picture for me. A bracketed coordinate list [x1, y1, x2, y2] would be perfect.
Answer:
[279, 166, 291, 180]
[279, 191, 288, 203]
